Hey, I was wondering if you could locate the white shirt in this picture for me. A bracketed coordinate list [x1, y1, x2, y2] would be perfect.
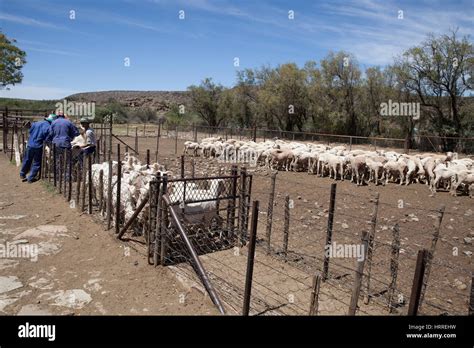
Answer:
[85, 128, 96, 146]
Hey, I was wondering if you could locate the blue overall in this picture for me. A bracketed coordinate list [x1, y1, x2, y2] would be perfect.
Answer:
[20, 119, 51, 182]
[47, 117, 79, 180]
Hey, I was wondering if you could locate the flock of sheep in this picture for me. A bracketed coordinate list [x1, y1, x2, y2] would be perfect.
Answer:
[89, 153, 226, 232]
[184, 137, 474, 197]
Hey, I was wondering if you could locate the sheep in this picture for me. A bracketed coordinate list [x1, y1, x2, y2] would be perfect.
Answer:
[451, 170, 474, 197]
[383, 160, 407, 185]
[183, 141, 200, 156]
[268, 149, 294, 171]
[366, 157, 385, 185]
[349, 155, 367, 186]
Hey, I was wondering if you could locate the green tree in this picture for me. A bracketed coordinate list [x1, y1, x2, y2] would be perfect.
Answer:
[0, 32, 26, 89]
[393, 30, 473, 137]
[188, 78, 225, 127]
[256, 63, 308, 131]
[320, 51, 362, 135]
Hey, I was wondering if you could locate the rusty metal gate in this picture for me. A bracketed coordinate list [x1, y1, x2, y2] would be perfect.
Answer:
[142, 166, 252, 313]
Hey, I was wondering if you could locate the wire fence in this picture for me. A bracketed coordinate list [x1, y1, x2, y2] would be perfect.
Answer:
[2, 108, 473, 316]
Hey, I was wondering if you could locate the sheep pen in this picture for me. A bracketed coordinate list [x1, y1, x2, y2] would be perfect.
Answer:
[7, 119, 472, 316]
[106, 132, 473, 315]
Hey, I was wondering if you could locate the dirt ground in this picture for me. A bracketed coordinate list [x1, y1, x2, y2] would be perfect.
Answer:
[0, 156, 217, 315]
[1, 130, 472, 316]
[121, 134, 473, 315]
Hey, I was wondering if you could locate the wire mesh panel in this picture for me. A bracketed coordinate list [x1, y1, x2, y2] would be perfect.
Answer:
[151, 170, 252, 266]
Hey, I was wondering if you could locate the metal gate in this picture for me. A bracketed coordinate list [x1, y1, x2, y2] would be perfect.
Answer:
[145, 166, 252, 313]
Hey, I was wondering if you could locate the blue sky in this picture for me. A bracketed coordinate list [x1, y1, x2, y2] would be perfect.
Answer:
[0, 0, 472, 100]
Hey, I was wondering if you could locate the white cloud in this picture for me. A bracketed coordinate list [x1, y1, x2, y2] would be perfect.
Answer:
[0, 85, 77, 100]
[0, 13, 61, 29]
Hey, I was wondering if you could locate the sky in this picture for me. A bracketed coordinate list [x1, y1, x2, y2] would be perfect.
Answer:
[0, 0, 472, 100]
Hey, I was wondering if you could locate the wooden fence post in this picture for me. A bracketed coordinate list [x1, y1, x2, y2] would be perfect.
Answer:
[242, 200, 259, 316]
[146, 149, 150, 167]
[408, 249, 428, 316]
[387, 223, 400, 313]
[323, 183, 337, 281]
[115, 144, 121, 232]
[282, 195, 290, 257]
[266, 171, 277, 254]
[191, 158, 195, 178]
[309, 274, 321, 315]
[348, 231, 370, 315]
[419, 205, 445, 308]
[180, 155, 185, 178]
[364, 192, 380, 304]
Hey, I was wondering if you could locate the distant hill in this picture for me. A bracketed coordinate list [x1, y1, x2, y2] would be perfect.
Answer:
[66, 90, 190, 115]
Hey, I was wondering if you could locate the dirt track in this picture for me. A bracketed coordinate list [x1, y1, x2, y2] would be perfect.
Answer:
[0, 156, 217, 315]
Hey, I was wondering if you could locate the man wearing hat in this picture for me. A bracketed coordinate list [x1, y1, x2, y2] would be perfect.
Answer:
[20, 114, 56, 183]
[79, 117, 96, 156]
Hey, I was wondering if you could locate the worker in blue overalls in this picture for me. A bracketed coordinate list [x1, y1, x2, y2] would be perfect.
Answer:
[47, 112, 80, 181]
[20, 113, 57, 183]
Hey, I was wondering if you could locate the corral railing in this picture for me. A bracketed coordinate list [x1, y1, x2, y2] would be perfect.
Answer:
[111, 121, 474, 155]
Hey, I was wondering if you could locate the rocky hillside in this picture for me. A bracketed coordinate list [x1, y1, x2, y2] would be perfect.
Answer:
[66, 90, 190, 114]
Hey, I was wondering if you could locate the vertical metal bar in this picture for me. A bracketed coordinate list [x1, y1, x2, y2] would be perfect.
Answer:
[419, 205, 445, 308]
[106, 159, 113, 230]
[68, 149, 73, 202]
[53, 144, 57, 187]
[242, 200, 259, 316]
[282, 195, 290, 257]
[175, 125, 178, 154]
[146, 149, 150, 167]
[115, 144, 121, 232]
[309, 274, 321, 315]
[322, 183, 337, 281]
[108, 115, 113, 161]
[364, 192, 380, 304]
[58, 151, 63, 194]
[98, 169, 104, 213]
[88, 154, 93, 214]
[154, 177, 163, 267]
[135, 127, 138, 154]
[160, 174, 168, 266]
[387, 223, 400, 313]
[238, 167, 248, 245]
[155, 123, 161, 162]
[348, 231, 369, 315]
[227, 165, 238, 238]
[76, 163, 81, 210]
[266, 171, 277, 254]
[81, 155, 87, 212]
[408, 249, 428, 316]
